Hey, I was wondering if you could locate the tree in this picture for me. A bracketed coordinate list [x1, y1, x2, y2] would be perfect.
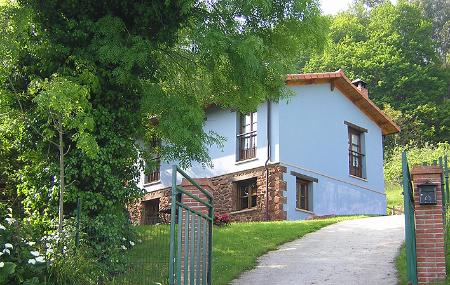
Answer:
[412, 0, 450, 66]
[304, 1, 450, 149]
[31, 76, 98, 233]
[0, 0, 327, 273]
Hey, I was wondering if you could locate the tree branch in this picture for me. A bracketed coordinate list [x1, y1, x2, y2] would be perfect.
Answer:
[8, 76, 59, 148]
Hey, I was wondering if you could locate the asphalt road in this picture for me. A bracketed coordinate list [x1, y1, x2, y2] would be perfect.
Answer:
[231, 215, 405, 285]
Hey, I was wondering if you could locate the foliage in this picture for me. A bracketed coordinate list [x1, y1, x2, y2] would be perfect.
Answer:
[214, 213, 231, 227]
[0, 208, 48, 285]
[385, 183, 403, 212]
[384, 142, 450, 184]
[412, 0, 450, 66]
[304, 1, 450, 149]
[0, 0, 327, 281]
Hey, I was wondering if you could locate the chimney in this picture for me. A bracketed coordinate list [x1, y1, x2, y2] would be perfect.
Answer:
[352, 78, 368, 98]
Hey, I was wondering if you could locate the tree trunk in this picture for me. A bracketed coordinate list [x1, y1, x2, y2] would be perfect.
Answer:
[58, 121, 65, 235]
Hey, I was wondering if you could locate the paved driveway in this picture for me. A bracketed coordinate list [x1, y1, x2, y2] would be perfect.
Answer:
[231, 215, 404, 285]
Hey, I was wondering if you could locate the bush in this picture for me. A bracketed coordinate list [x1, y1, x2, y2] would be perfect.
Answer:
[0, 208, 47, 285]
[0, 207, 115, 285]
[214, 213, 230, 227]
[384, 142, 450, 184]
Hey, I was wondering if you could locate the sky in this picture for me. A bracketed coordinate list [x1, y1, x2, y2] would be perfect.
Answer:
[320, 0, 354, 15]
[320, 0, 398, 15]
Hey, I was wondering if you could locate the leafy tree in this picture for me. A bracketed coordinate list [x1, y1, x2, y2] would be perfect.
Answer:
[30, 76, 98, 233]
[304, 1, 450, 149]
[0, 0, 327, 276]
[412, 0, 450, 66]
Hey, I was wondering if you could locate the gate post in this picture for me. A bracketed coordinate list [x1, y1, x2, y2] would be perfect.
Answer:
[411, 166, 446, 284]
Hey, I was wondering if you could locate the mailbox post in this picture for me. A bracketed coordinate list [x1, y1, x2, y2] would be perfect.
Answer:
[418, 183, 437, 205]
[411, 166, 446, 284]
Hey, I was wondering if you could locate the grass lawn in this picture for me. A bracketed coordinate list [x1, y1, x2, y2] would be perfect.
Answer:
[111, 216, 363, 285]
[385, 182, 403, 214]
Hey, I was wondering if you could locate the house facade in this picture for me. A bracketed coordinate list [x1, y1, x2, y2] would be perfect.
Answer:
[131, 70, 400, 224]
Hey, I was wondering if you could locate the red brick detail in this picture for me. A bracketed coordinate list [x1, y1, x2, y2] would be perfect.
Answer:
[411, 166, 446, 284]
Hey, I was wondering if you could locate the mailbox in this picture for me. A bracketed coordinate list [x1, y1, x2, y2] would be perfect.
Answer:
[418, 183, 437, 205]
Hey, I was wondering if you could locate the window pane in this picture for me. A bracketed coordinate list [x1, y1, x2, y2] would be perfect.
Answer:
[251, 195, 257, 207]
[236, 179, 257, 210]
[351, 134, 359, 145]
[240, 197, 248, 210]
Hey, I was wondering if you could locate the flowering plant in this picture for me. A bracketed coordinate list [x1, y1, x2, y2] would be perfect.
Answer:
[213, 213, 231, 226]
[0, 208, 46, 285]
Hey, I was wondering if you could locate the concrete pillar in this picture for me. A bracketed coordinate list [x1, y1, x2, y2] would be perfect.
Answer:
[411, 166, 446, 284]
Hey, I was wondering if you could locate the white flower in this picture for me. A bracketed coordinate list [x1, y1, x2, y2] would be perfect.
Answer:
[5, 218, 15, 225]
[35, 256, 45, 263]
[46, 248, 53, 254]
[121, 245, 127, 250]
[4, 243, 13, 249]
[0, 224, 5, 231]
[0, 252, 3, 256]
[129, 241, 135, 246]
[122, 237, 126, 241]
[30, 251, 40, 257]
[27, 241, 36, 246]
[0, 262, 4, 268]
[28, 259, 36, 265]
[3, 249, 10, 255]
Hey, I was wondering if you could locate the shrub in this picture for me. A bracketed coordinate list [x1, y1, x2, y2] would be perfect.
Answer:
[214, 213, 230, 227]
[0, 208, 47, 285]
[384, 142, 450, 184]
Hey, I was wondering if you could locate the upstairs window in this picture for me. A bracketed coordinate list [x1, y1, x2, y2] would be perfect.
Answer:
[237, 112, 257, 161]
[347, 124, 366, 178]
[236, 178, 257, 210]
[145, 138, 161, 183]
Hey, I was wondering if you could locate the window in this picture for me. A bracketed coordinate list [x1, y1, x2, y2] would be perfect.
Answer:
[348, 126, 365, 178]
[296, 178, 311, 211]
[235, 178, 257, 210]
[237, 112, 257, 161]
[145, 138, 161, 183]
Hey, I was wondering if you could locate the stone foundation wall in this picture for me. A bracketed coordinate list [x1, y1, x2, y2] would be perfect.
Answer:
[129, 188, 171, 224]
[210, 164, 287, 222]
[131, 163, 287, 224]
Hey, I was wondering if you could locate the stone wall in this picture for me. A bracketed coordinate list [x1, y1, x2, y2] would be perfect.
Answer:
[131, 163, 287, 224]
[210, 163, 286, 222]
[128, 188, 171, 224]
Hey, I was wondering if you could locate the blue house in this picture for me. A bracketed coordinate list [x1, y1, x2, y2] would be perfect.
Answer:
[134, 70, 400, 223]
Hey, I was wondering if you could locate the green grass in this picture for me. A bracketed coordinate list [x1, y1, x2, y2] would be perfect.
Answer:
[395, 244, 407, 285]
[386, 182, 404, 214]
[109, 225, 171, 285]
[111, 216, 363, 285]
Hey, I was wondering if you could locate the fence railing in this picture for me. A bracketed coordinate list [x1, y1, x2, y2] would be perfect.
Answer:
[440, 156, 449, 277]
[402, 151, 418, 285]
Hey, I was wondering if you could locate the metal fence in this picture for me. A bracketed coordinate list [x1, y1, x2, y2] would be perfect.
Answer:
[402, 151, 418, 285]
[110, 217, 171, 285]
[440, 156, 450, 277]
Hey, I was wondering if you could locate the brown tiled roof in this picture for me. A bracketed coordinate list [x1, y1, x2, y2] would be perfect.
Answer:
[285, 70, 400, 135]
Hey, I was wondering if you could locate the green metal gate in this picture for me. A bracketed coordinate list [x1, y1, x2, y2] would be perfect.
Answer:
[402, 151, 418, 285]
[169, 165, 214, 285]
